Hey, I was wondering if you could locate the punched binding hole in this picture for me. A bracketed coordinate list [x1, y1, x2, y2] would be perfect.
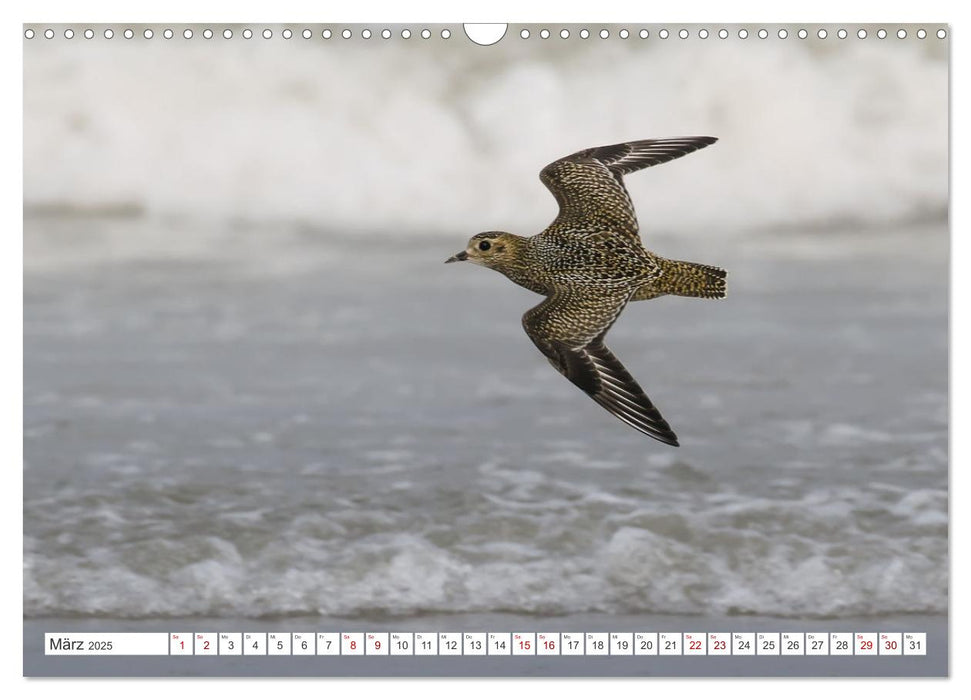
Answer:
[464, 23, 506, 45]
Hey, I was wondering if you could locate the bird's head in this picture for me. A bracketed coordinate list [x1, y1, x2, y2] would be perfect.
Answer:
[445, 231, 522, 269]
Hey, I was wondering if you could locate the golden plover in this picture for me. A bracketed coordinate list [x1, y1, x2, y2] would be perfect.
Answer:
[446, 137, 725, 446]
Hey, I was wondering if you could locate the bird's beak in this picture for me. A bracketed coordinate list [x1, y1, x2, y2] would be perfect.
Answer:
[445, 251, 468, 263]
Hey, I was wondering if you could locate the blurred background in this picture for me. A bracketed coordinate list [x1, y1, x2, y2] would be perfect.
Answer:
[24, 24, 947, 257]
[24, 25, 948, 629]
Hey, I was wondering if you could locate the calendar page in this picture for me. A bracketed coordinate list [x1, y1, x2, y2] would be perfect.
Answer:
[22, 20, 948, 678]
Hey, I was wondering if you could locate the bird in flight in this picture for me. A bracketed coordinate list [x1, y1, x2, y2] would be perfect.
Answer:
[446, 137, 725, 446]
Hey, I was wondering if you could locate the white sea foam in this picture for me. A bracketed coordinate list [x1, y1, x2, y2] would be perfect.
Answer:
[23, 480, 947, 619]
[24, 36, 946, 238]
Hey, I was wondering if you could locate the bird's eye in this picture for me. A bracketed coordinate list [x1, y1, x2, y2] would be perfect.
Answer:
[478, 240, 492, 251]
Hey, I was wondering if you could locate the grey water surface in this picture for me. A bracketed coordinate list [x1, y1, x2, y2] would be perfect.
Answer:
[24, 218, 947, 627]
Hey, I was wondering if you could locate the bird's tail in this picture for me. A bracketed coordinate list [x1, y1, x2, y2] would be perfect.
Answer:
[641, 257, 727, 300]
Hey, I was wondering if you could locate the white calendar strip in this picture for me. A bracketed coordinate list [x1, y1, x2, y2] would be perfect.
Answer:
[44, 632, 927, 656]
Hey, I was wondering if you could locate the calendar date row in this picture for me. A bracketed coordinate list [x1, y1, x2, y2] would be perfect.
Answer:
[46, 632, 927, 657]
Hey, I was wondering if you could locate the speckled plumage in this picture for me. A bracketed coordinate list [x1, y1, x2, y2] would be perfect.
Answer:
[446, 137, 726, 446]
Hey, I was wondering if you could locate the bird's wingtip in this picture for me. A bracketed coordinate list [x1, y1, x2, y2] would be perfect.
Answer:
[657, 432, 680, 447]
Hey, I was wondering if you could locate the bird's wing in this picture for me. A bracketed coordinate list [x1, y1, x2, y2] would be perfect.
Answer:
[539, 137, 717, 242]
[522, 286, 679, 445]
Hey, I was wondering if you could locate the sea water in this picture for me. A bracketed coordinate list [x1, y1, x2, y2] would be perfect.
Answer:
[24, 218, 947, 621]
